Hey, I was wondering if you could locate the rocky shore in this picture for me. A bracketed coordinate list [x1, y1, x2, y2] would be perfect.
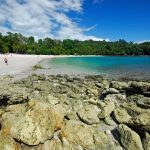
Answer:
[0, 74, 149, 150]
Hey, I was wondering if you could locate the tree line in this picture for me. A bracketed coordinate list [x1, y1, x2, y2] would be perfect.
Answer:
[0, 32, 150, 55]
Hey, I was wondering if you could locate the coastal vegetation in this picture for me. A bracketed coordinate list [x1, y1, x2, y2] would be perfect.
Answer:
[32, 64, 45, 70]
[0, 32, 150, 55]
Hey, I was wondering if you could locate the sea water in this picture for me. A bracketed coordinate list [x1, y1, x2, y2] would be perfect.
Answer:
[42, 56, 150, 79]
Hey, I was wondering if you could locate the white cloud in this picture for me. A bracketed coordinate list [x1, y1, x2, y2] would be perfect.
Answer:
[135, 40, 150, 44]
[0, 0, 107, 41]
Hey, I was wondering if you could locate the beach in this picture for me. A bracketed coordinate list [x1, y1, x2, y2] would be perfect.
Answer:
[0, 54, 92, 75]
[0, 54, 149, 149]
[0, 54, 54, 78]
[0, 54, 102, 79]
[0, 0, 149, 149]
[1, 54, 150, 80]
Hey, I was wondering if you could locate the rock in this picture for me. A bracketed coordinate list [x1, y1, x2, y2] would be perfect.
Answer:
[97, 101, 106, 109]
[137, 98, 150, 109]
[34, 74, 46, 81]
[1, 75, 150, 149]
[94, 129, 121, 150]
[0, 85, 30, 105]
[114, 103, 150, 132]
[27, 99, 49, 109]
[113, 107, 131, 124]
[110, 81, 129, 90]
[104, 94, 126, 105]
[98, 101, 115, 119]
[127, 94, 150, 109]
[32, 90, 40, 95]
[101, 79, 110, 89]
[46, 95, 59, 105]
[86, 88, 99, 97]
[61, 137, 84, 150]
[21, 78, 33, 88]
[113, 103, 148, 124]
[37, 82, 53, 94]
[65, 111, 80, 121]
[21, 144, 38, 150]
[69, 99, 83, 111]
[104, 116, 117, 126]
[130, 81, 150, 96]
[77, 104, 100, 125]
[120, 103, 147, 117]
[68, 92, 81, 99]
[102, 88, 120, 96]
[0, 131, 21, 150]
[6, 104, 27, 114]
[128, 112, 150, 132]
[1, 101, 65, 146]
[37, 139, 63, 150]
[60, 86, 72, 94]
[37, 138, 84, 150]
[84, 98, 99, 105]
[60, 120, 95, 149]
[1, 104, 26, 135]
[95, 82, 103, 88]
[143, 132, 150, 150]
[105, 130, 111, 135]
[36, 130, 64, 150]
[118, 124, 144, 150]
[0, 75, 12, 82]
[44, 129, 84, 150]
[0, 108, 4, 117]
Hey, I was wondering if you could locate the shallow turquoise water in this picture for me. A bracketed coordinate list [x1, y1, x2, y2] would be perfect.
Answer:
[45, 56, 150, 79]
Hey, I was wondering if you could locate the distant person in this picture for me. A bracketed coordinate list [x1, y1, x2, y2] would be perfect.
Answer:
[4, 57, 8, 65]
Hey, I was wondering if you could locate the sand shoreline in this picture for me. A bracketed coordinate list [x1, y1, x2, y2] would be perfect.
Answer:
[1, 54, 150, 80]
[0, 54, 98, 79]
[0, 54, 54, 78]
[0, 54, 104, 77]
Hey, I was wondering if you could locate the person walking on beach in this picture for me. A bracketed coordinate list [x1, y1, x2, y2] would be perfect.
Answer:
[4, 57, 8, 65]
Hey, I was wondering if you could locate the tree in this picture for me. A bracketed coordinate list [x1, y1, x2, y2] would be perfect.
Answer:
[0, 32, 149, 55]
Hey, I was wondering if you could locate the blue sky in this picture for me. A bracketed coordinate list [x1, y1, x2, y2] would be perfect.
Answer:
[0, 0, 149, 42]
[83, 0, 150, 41]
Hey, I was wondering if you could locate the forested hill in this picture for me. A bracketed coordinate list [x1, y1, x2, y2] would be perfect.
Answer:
[0, 32, 150, 55]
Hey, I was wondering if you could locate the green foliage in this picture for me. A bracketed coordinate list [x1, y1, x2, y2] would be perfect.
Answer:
[0, 32, 150, 55]
[32, 65, 44, 70]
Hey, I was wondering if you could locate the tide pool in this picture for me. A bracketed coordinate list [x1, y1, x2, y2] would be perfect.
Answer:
[41, 56, 150, 79]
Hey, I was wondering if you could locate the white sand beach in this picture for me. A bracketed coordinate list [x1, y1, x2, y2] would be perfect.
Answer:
[0, 54, 102, 77]
[0, 54, 92, 79]
[0, 54, 54, 78]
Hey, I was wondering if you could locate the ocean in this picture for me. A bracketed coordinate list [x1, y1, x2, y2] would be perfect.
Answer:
[41, 56, 150, 79]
